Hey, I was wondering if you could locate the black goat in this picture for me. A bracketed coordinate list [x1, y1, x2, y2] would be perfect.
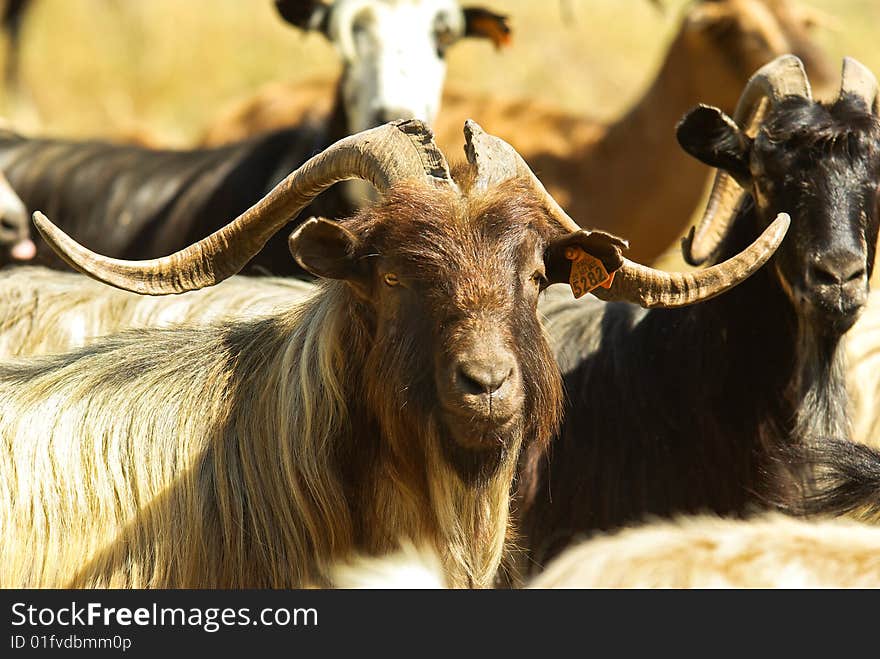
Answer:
[0, 0, 508, 272]
[0, 121, 349, 274]
[516, 55, 880, 571]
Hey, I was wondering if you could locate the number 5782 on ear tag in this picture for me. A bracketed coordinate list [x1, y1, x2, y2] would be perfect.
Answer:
[565, 247, 616, 299]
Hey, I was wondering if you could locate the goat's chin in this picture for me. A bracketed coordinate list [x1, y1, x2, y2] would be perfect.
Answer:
[818, 307, 864, 335]
[438, 415, 521, 485]
[798, 291, 867, 335]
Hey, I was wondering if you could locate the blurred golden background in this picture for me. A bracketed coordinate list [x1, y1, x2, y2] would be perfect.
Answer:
[5, 0, 878, 145]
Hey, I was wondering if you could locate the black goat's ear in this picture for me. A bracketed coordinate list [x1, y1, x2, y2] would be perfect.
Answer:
[545, 230, 627, 294]
[463, 7, 511, 49]
[275, 0, 330, 34]
[676, 105, 753, 183]
[289, 218, 369, 285]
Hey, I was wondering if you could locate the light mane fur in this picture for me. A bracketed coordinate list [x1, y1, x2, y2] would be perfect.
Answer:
[846, 291, 880, 448]
[528, 514, 880, 588]
[324, 513, 880, 589]
[0, 266, 312, 357]
[0, 178, 563, 589]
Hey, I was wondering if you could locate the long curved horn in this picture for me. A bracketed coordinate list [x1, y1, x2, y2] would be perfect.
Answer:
[34, 120, 454, 295]
[465, 119, 789, 307]
[684, 55, 811, 266]
[840, 56, 879, 114]
[463, 119, 595, 243]
[463, 120, 789, 308]
[596, 213, 790, 308]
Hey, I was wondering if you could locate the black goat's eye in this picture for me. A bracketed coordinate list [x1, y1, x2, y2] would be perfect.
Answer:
[384, 272, 400, 287]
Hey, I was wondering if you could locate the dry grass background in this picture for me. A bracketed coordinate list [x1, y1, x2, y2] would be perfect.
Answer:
[4, 0, 879, 147]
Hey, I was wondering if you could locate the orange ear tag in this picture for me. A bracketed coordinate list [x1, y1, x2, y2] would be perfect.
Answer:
[473, 16, 512, 49]
[565, 246, 616, 299]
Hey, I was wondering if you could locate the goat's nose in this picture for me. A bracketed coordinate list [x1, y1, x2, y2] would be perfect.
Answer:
[809, 251, 866, 286]
[455, 360, 513, 396]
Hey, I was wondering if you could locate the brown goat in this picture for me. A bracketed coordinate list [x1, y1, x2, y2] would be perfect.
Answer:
[0, 119, 786, 588]
[198, 0, 834, 263]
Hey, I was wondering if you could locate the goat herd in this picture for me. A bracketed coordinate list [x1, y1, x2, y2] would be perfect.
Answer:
[2, 0, 880, 589]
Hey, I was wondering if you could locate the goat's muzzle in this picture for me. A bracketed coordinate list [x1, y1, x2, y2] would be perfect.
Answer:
[437, 336, 524, 450]
[799, 250, 868, 331]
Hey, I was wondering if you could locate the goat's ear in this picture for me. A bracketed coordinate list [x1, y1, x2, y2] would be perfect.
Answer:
[545, 230, 628, 288]
[289, 218, 369, 284]
[676, 105, 753, 183]
[463, 7, 512, 49]
[274, 0, 330, 34]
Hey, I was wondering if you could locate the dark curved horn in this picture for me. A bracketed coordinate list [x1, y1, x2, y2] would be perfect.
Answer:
[34, 120, 454, 295]
[597, 213, 790, 308]
[840, 56, 879, 114]
[684, 55, 810, 266]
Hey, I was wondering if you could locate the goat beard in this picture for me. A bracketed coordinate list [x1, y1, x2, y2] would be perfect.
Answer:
[424, 426, 520, 589]
[359, 318, 560, 588]
[363, 374, 523, 588]
[790, 320, 851, 442]
[769, 319, 854, 507]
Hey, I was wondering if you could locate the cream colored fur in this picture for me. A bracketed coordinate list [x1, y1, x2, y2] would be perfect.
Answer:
[0, 266, 312, 357]
[847, 292, 880, 448]
[0, 280, 515, 588]
[328, 514, 880, 588]
[529, 514, 880, 588]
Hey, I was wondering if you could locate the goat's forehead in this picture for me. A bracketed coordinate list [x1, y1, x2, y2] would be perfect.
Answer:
[756, 131, 880, 171]
[357, 181, 556, 276]
[332, 0, 462, 22]
[361, 0, 459, 11]
[756, 101, 880, 165]
[396, 227, 543, 316]
[329, 0, 464, 72]
[376, 214, 545, 276]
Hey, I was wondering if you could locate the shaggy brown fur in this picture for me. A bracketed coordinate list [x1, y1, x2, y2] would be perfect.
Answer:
[0, 177, 566, 588]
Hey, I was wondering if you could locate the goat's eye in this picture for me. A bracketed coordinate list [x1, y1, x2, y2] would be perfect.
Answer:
[434, 16, 457, 57]
[384, 272, 400, 287]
